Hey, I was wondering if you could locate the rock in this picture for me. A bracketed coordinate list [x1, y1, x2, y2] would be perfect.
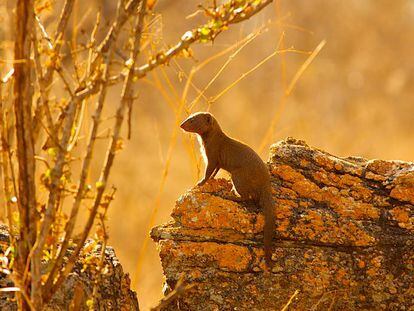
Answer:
[151, 138, 414, 310]
[0, 226, 139, 310]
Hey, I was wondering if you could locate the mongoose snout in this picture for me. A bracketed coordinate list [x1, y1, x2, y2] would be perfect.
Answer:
[180, 112, 213, 134]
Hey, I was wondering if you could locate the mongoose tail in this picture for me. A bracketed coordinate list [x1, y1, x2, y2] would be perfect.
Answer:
[260, 187, 274, 268]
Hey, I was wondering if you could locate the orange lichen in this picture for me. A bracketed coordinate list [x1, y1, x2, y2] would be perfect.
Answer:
[336, 268, 350, 286]
[174, 192, 261, 234]
[371, 256, 382, 268]
[319, 189, 379, 220]
[274, 198, 297, 212]
[366, 160, 397, 176]
[389, 207, 412, 230]
[366, 268, 377, 277]
[390, 172, 414, 204]
[278, 187, 298, 199]
[334, 162, 343, 171]
[365, 171, 387, 182]
[274, 204, 293, 219]
[251, 248, 267, 270]
[290, 209, 376, 246]
[197, 178, 232, 193]
[313, 170, 338, 186]
[271, 164, 305, 183]
[313, 154, 336, 170]
[275, 218, 290, 233]
[338, 174, 361, 187]
[161, 240, 251, 272]
[301, 262, 332, 290]
[291, 180, 322, 201]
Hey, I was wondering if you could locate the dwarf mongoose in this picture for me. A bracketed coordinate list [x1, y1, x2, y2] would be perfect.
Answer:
[180, 112, 274, 268]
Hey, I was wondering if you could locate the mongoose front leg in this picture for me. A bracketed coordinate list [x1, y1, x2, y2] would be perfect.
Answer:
[222, 193, 244, 202]
[197, 162, 218, 186]
[221, 186, 245, 202]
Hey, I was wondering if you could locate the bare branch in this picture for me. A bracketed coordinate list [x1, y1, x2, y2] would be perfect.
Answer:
[35, 15, 53, 50]
[32, 33, 55, 132]
[43, 52, 111, 299]
[45, 0, 148, 300]
[97, 0, 143, 55]
[43, 1, 126, 297]
[32, 0, 75, 140]
[13, 0, 39, 307]
[34, 96, 79, 301]
[91, 188, 115, 308]
[0, 103, 16, 246]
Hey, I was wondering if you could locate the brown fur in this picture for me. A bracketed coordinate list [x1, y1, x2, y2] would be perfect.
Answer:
[180, 112, 274, 268]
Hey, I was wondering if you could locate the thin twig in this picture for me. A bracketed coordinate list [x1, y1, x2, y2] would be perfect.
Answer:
[188, 25, 266, 109]
[285, 39, 326, 95]
[281, 289, 300, 311]
[55, 67, 75, 97]
[133, 62, 194, 287]
[35, 15, 53, 50]
[91, 188, 115, 308]
[210, 47, 307, 102]
[32, 33, 56, 133]
[150, 276, 195, 311]
[258, 39, 326, 153]
[32, 0, 75, 133]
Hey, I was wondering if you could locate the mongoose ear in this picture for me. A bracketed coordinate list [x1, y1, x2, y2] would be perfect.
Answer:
[206, 114, 212, 125]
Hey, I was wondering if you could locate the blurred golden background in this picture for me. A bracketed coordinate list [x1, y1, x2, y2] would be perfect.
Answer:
[1, 0, 414, 309]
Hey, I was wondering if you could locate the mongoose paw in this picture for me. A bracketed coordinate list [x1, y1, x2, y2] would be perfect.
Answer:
[222, 194, 243, 202]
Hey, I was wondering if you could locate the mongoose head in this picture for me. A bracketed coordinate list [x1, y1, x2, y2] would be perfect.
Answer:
[180, 112, 217, 135]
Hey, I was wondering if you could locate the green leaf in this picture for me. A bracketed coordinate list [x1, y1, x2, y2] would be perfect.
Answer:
[200, 27, 211, 36]
[47, 147, 57, 157]
[212, 20, 223, 30]
[86, 299, 94, 309]
[199, 26, 212, 43]
[96, 181, 105, 189]
[45, 169, 51, 178]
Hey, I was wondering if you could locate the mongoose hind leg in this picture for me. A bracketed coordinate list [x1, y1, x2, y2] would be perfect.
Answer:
[222, 188, 244, 202]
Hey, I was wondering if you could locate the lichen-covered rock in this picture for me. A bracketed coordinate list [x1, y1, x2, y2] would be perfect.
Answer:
[0, 226, 139, 310]
[151, 138, 414, 310]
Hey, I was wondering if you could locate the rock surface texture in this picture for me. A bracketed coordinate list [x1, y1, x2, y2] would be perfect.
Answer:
[151, 138, 414, 311]
[0, 226, 139, 310]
